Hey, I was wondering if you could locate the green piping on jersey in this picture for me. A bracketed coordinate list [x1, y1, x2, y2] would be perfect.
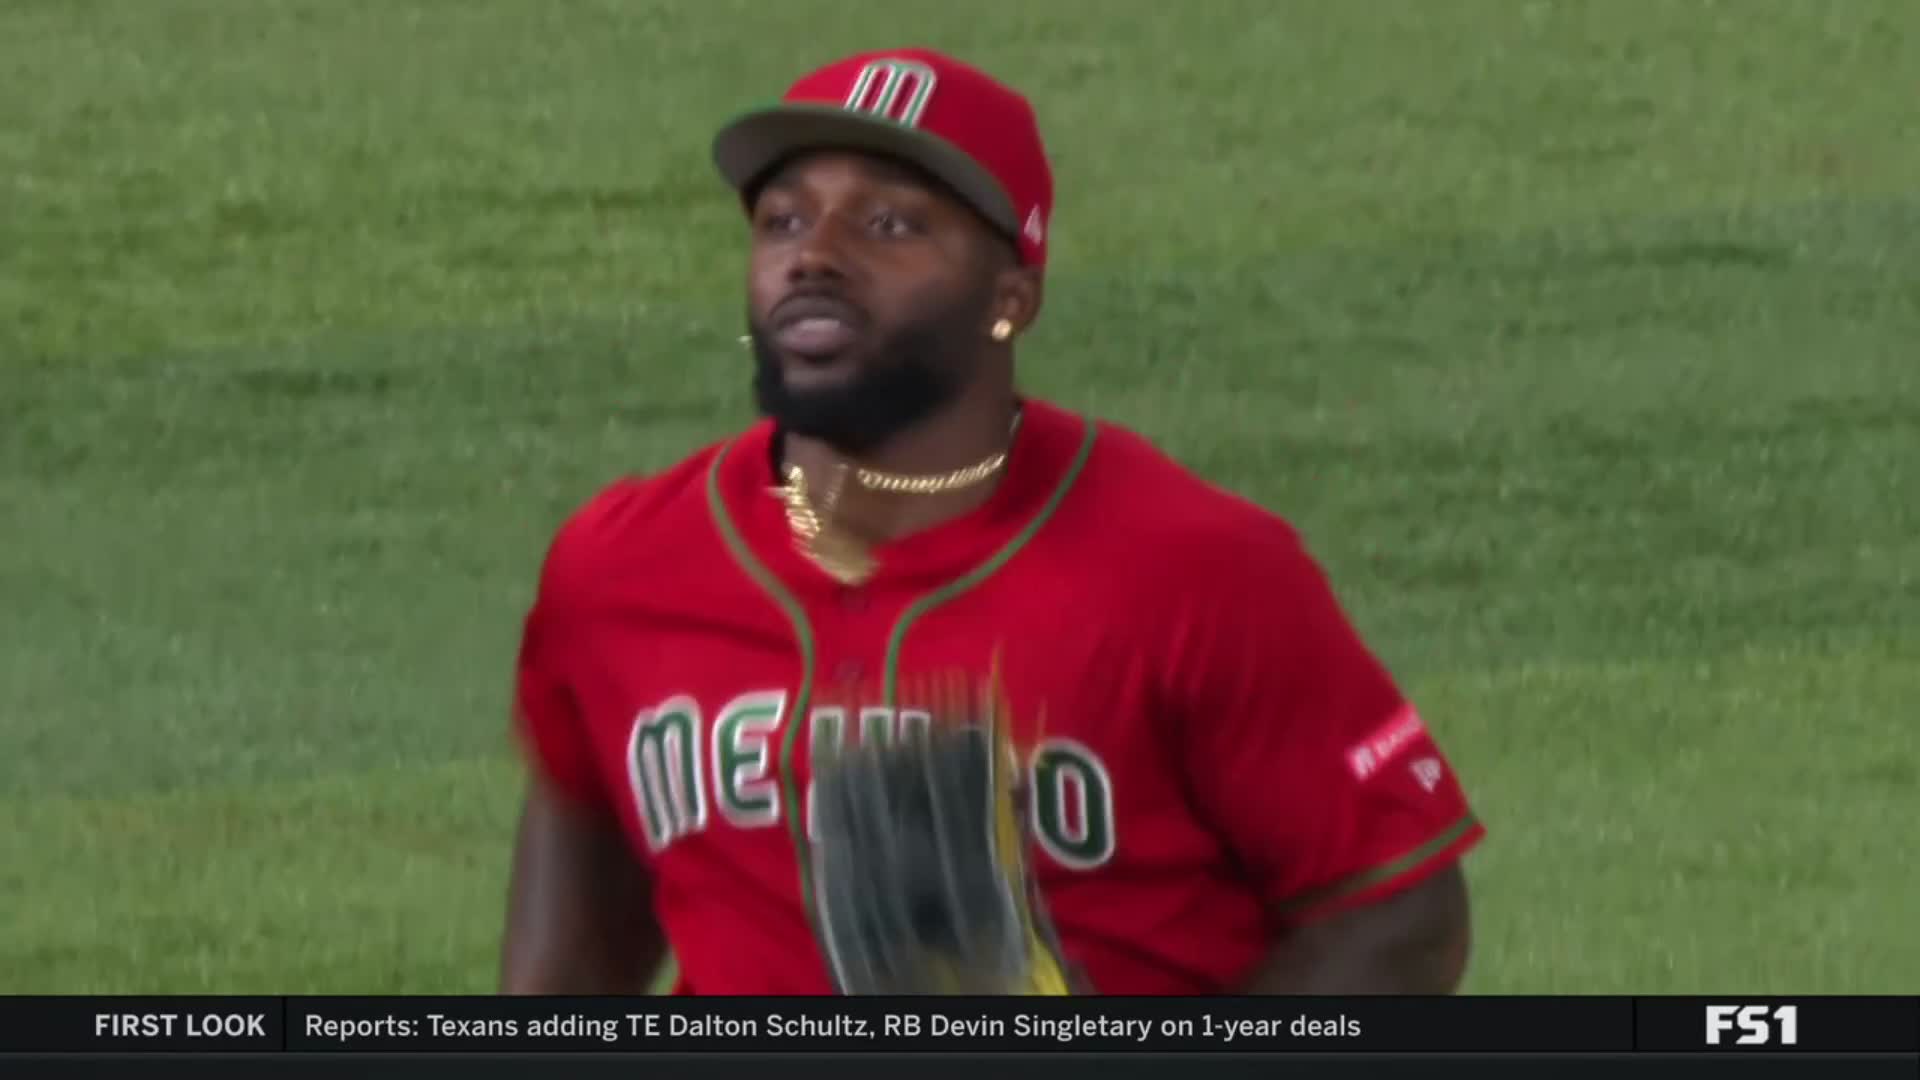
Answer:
[704, 440, 821, 918]
[882, 417, 1099, 709]
[1269, 811, 1481, 918]
[702, 416, 1096, 936]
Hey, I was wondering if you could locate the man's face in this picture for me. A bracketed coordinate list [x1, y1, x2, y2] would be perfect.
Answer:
[745, 150, 1005, 456]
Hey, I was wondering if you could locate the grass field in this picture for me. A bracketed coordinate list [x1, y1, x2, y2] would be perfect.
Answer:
[3, 0, 1916, 995]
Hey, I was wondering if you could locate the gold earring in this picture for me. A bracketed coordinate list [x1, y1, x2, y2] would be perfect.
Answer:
[990, 318, 1014, 342]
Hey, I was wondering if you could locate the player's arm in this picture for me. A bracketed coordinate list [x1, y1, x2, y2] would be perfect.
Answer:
[1239, 861, 1471, 994]
[500, 777, 667, 994]
[1170, 519, 1484, 995]
[498, 548, 668, 994]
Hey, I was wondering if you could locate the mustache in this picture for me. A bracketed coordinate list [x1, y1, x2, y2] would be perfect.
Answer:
[766, 287, 870, 330]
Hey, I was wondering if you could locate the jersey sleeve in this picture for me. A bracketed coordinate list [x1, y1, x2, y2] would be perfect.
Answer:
[510, 527, 614, 815]
[1166, 521, 1484, 926]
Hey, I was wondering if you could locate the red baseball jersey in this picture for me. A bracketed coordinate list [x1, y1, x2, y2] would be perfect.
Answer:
[513, 398, 1484, 994]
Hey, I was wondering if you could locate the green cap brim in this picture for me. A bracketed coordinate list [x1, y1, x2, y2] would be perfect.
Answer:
[712, 103, 1019, 238]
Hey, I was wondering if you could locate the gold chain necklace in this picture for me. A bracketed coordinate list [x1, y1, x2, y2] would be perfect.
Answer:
[853, 444, 1012, 495]
[771, 460, 878, 586]
[769, 412, 1021, 585]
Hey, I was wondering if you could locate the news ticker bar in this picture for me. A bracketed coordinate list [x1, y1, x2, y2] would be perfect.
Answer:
[0, 996, 1913, 1056]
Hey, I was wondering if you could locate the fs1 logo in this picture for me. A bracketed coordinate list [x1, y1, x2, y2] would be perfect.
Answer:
[1705, 1005, 1799, 1046]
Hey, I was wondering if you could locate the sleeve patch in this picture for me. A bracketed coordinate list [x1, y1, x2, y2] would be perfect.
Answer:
[1345, 704, 1427, 781]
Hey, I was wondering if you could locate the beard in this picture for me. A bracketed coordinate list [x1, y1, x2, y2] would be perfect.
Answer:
[748, 290, 991, 458]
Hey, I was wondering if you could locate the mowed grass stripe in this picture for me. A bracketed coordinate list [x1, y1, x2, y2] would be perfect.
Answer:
[6, 2, 1920, 361]
[3, 646, 1912, 994]
[0, 758, 524, 995]
[1429, 646, 1920, 994]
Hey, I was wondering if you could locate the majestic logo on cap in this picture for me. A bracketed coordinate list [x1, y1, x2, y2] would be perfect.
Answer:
[843, 59, 937, 127]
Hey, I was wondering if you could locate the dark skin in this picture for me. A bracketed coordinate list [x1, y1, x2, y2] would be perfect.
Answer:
[500, 777, 666, 993]
[1245, 868, 1473, 993]
[745, 150, 1039, 545]
[498, 149, 1473, 994]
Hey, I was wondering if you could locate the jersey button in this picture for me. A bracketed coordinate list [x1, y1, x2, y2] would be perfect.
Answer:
[834, 659, 864, 682]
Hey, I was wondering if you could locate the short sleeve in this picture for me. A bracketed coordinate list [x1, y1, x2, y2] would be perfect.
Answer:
[1167, 522, 1484, 926]
[510, 541, 613, 815]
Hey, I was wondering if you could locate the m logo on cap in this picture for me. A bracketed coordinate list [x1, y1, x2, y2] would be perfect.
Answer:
[843, 59, 937, 127]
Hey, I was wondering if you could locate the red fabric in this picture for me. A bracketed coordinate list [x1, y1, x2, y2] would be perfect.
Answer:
[511, 400, 1483, 994]
[777, 48, 1054, 267]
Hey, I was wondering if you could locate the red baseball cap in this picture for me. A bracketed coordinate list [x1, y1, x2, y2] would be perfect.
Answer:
[712, 48, 1055, 267]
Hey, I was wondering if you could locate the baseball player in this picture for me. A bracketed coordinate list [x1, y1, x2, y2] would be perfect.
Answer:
[500, 48, 1483, 995]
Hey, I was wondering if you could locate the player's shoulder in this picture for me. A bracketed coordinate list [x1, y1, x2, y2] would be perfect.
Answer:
[531, 433, 732, 607]
[1079, 415, 1311, 570]
[1072, 415, 1368, 656]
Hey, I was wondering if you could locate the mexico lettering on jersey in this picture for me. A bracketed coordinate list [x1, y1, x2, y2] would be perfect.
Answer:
[624, 688, 1117, 867]
[513, 398, 1484, 995]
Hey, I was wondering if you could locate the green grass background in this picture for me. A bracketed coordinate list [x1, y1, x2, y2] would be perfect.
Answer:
[3, 0, 1915, 993]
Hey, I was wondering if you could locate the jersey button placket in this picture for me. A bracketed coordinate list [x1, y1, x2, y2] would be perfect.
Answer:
[823, 587, 876, 688]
